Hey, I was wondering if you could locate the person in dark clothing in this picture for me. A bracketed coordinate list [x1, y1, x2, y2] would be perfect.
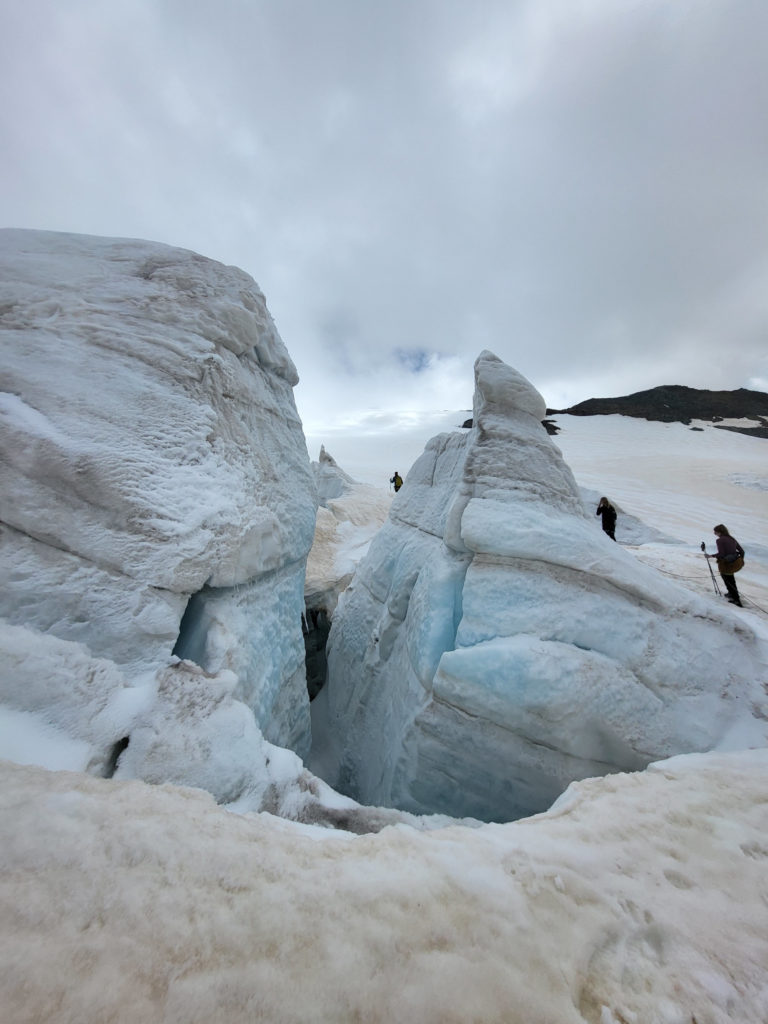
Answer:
[596, 497, 617, 540]
[706, 524, 745, 606]
[390, 471, 403, 493]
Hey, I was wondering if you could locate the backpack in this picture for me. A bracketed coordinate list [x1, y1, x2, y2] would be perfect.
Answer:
[719, 551, 744, 574]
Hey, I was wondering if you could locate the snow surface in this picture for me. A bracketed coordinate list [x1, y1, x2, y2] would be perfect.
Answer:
[305, 445, 392, 614]
[321, 353, 768, 820]
[2, 751, 768, 1023]
[552, 413, 768, 615]
[552, 413, 768, 555]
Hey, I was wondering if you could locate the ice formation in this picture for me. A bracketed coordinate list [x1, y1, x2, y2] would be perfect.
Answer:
[323, 352, 768, 820]
[0, 230, 478, 830]
[0, 231, 316, 767]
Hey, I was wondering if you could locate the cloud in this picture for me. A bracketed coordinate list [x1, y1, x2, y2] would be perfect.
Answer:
[2, 0, 767, 438]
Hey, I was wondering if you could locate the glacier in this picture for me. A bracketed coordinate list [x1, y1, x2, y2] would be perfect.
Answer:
[322, 352, 768, 820]
[2, 231, 768, 1022]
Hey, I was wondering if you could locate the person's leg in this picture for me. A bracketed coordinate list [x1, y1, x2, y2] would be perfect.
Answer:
[720, 573, 741, 604]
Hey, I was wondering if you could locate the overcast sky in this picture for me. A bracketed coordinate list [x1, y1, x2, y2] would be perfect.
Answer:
[3, 0, 767, 444]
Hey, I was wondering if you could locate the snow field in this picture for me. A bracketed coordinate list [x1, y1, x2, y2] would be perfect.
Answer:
[1, 751, 767, 1024]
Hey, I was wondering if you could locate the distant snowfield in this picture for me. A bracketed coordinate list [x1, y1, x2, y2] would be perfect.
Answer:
[551, 415, 768, 618]
[306, 411, 768, 551]
[309, 410, 768, 619]
[552, 415, 768, 548]
[304, 409, 466, 490]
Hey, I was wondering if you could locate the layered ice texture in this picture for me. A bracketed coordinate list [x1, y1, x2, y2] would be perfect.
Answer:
[0, 230, 318, 784]
[324, 352, 768, 820]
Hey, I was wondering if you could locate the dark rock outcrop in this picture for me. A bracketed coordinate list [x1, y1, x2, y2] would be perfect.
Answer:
[547, 384, 768, 428]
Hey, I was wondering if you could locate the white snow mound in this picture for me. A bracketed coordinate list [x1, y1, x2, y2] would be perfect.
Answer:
[2, 750, 767, 1023]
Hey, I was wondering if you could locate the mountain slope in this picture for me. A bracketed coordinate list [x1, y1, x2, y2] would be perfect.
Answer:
[548, 384, 768, 435]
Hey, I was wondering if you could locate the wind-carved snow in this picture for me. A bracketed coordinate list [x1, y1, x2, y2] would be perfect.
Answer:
[323, 351, 768, 821]
[0, 229, 316, 764]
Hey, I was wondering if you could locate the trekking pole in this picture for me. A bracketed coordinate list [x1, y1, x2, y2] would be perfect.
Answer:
[701, 542, 721, 596]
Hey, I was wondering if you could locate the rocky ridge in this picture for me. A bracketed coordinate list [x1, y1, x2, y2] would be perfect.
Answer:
[548, 384, 768, 437]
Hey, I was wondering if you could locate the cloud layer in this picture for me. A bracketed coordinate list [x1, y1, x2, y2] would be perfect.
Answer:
[2, 0, 766, 432]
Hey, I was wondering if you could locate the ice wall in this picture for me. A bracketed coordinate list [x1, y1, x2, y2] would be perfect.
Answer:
[324, 352, 768, 820]
[0, 229, 316, 757]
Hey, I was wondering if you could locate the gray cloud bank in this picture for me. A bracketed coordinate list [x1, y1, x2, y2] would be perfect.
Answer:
[2, 0, 766, 435]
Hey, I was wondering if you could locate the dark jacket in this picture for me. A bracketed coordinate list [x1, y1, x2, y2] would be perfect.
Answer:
[597, 503, 616, 528]
[716, 534, 744, 561]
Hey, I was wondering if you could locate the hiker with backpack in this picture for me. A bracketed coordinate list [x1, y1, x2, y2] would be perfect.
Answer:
[704, 524, 745, 606]
[596, 497, 617, 540]
[390, 471, 403, 493]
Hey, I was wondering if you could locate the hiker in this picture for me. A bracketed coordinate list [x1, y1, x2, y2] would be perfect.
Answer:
[596, 497, 617, 540]
[705, 524, 745, 606]
[390, 471, 403, 493]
